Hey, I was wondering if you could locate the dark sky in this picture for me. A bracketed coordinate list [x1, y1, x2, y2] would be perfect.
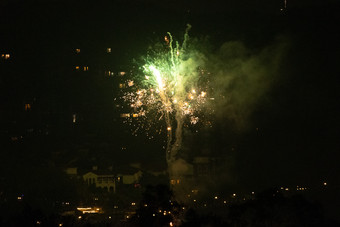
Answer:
[0, 0, 339, 192]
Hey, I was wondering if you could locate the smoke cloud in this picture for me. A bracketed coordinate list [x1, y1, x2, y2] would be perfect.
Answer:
[208, 37, 289, 130]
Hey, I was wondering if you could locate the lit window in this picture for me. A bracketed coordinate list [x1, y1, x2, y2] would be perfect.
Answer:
[170, 179, 175, 185]
[176, 179, 180, 184]
[25, 103, 31, 111]
[75, 66, 80, 70]
[132, 114, 139, 118]
[106, 48, 111, 53]
[105, 71, 114, 76]
[83, 66, 88, 71]
[72, 114, 77, 123]
[119, 83, 126, 89]
[119, 72, 126, 76]
[120, 113, 130, 118]
[75, 49, 80, 53]
[1, 54, 10, 59]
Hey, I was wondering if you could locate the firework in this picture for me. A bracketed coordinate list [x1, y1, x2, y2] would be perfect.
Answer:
[121, 25, 212, 177]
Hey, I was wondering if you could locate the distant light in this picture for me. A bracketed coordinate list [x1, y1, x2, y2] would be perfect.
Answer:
[153, 214, 155, 217]
[193, 199, 196, 202]
[252, 192, 255, 195]
[59, 224, 63, 227]
[2, 53, 10, 59]
[25, 103, 31, 111]
[223, 201, 227, 204]
[75, 49, 80, 53]
[285, 188, 289, 191]
[170, 222, 174, 226]
[36, 221, 41, 225]
[323, 182, 327, 186]
[232, 193, 236, 197]
[107, 48, 111, 53]
[214, 196, 218, 200]
[108, 216, 111, 219]
[128, 80, 134, 87]
[131, 202, 136, 206]
[167, 127, 172, 131]
[144, 204, 148, 207]
[78, 216, 82, 219]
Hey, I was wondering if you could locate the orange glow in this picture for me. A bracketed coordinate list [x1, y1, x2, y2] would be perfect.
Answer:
[25, 103, 31, 111]
[77, 207, 102, 214]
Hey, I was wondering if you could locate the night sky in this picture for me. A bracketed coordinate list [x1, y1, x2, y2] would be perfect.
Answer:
[0, 0, 339, 221]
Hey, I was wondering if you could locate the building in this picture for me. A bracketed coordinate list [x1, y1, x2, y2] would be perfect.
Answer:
[82, 165, 143, 193]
